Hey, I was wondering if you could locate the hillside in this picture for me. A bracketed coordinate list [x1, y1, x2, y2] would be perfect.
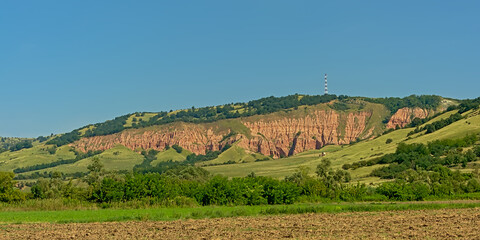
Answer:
[205, 108, 480, 180]
[2, 94, 474, 183]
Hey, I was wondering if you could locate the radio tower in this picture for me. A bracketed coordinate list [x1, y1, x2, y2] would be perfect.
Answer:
[324, 73, 328, 95]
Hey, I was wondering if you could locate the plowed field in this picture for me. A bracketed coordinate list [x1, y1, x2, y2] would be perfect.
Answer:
[2, 208, 480, 239]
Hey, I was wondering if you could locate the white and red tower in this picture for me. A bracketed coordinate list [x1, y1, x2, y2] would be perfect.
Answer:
[324, 73, 328, 95]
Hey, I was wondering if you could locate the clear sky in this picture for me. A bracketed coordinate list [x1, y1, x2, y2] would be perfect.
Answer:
[1, 1, 479, 137]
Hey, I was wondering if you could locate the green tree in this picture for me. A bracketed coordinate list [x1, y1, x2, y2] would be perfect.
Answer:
[0, 172, 25, 202]
[84, 157, 105, 186]
[172, 144, 183, 153]
[474, 146, 480, 157]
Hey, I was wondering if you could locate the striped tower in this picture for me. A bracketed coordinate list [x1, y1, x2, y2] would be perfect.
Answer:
[324, 73, 328, 95]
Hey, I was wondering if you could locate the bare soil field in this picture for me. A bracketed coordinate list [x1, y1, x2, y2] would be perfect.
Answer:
[2, 208, 480, 239]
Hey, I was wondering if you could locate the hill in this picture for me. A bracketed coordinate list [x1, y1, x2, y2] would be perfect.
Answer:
[205, 108, 480, 180]
[3, 94, 478, 184]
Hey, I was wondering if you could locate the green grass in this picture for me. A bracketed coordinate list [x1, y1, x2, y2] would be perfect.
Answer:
[1, 201, 480, 223]
[4, 105, 479, 185]
[150, 148, 190, 166]
[124, 113, 157, 127]
[208, 119, 252, 138]
[0, 145, 76, 172]
[423, 110, 458, 126]
[358, 100, 391, 138]
[205, 128, 411, 179]
[39, 145, 144, 174]
[199, 145, 268, 166]
[349, 164, 389, 180]
[407, 112, 480, 144]
[206, 109, 480, 182]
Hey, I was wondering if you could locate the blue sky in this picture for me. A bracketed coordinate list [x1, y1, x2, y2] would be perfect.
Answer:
[1, 1, 479, 137]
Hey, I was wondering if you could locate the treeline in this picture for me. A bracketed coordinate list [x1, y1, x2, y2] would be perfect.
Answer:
[376, 166, 480, 201]
[5, 156, 480, 204]
[0, 137, 35, 152]
[343, 135, 479, 179]
[27, 158, 355, 204]
[14, 171, 87, 181]
[132, 149, 161, 173]
[408, 113, 464, 136]
[457, 97, 480, 114]
[46, 94, 448, 147]
[124, 94, 343, 127]
[405, 110, 447, 129]
[46, 115, 131, 146]
[47, 94, 343, 146]
[46, 130, 81, 147]
[363, 95, 442, 113]
[83, 115, 131, 137]
[13, 150, 103, 174]
[7, 140, 33, 152]
[133, 145, 230, 174]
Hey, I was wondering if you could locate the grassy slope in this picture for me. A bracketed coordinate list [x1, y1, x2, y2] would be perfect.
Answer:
[150, 148, 191, 166]
[32, 145, 144, 174]
[205, 109, 480, 181]
[205, 128, 410, 180]
[0, 145, 75, 172]
[204, 119, 252, 138]
[407, 110, 480, 144]
[198, 145, 269, 166]
[4, 100, 476, 184]
[124, 113, 157, 127]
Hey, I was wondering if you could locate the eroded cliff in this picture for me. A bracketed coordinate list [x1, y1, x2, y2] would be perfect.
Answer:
[386, 107, 432, 129]
[72, 109, 376, 158]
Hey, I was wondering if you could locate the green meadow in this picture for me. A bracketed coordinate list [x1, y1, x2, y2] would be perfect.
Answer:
[1, 200, 480, 223]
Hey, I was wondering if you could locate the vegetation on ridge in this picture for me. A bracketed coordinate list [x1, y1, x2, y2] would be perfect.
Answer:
[1, 96, 480, 211]
[46, 94, 444, 147]
[363, 95, 442, 113]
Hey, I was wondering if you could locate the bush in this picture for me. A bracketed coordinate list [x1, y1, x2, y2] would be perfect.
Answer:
[172, 145, 183, 154]
[0, 172, 26, 202]
[9, 140, 33, 151]
[474, 146, 480, 157]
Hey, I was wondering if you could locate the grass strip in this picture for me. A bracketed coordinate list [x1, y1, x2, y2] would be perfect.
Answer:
[1, 201, 480, 224]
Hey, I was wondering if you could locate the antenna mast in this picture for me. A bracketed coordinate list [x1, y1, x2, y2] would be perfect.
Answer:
[324, 73, 328, 95]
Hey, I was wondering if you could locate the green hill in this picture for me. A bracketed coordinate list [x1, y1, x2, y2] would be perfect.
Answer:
[0, 145, 76, 172]
[45, 94, 444, 147]
[2, 94, 479, 184]
[28, 145, 144, 174]
[205, 108, 480, 181]
[199, 144, 270, 167]
[150, 148, 191, 166]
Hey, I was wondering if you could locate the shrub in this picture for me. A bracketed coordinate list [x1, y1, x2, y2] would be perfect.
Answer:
[172, 145, 183, 154]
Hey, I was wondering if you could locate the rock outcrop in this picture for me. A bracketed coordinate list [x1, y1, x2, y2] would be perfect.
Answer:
[72, 110, 375, 158]
[386, 107, 431, 129]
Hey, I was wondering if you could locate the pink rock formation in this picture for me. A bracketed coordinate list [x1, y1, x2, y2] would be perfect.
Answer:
[71, 110, 374, 158]
[386, 107, 430, 129]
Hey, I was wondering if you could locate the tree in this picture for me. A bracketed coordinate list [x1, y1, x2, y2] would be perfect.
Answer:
[315, 159, 331, 179]
[172, 144, 183, 153]
[84, 157, 105, 186]
[31, 172, 77, 199]
[425, 124, 436, 134]
[474, 146, 480, 157]
[0, 172, 25, 202]
[285, 166, 312, 185]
